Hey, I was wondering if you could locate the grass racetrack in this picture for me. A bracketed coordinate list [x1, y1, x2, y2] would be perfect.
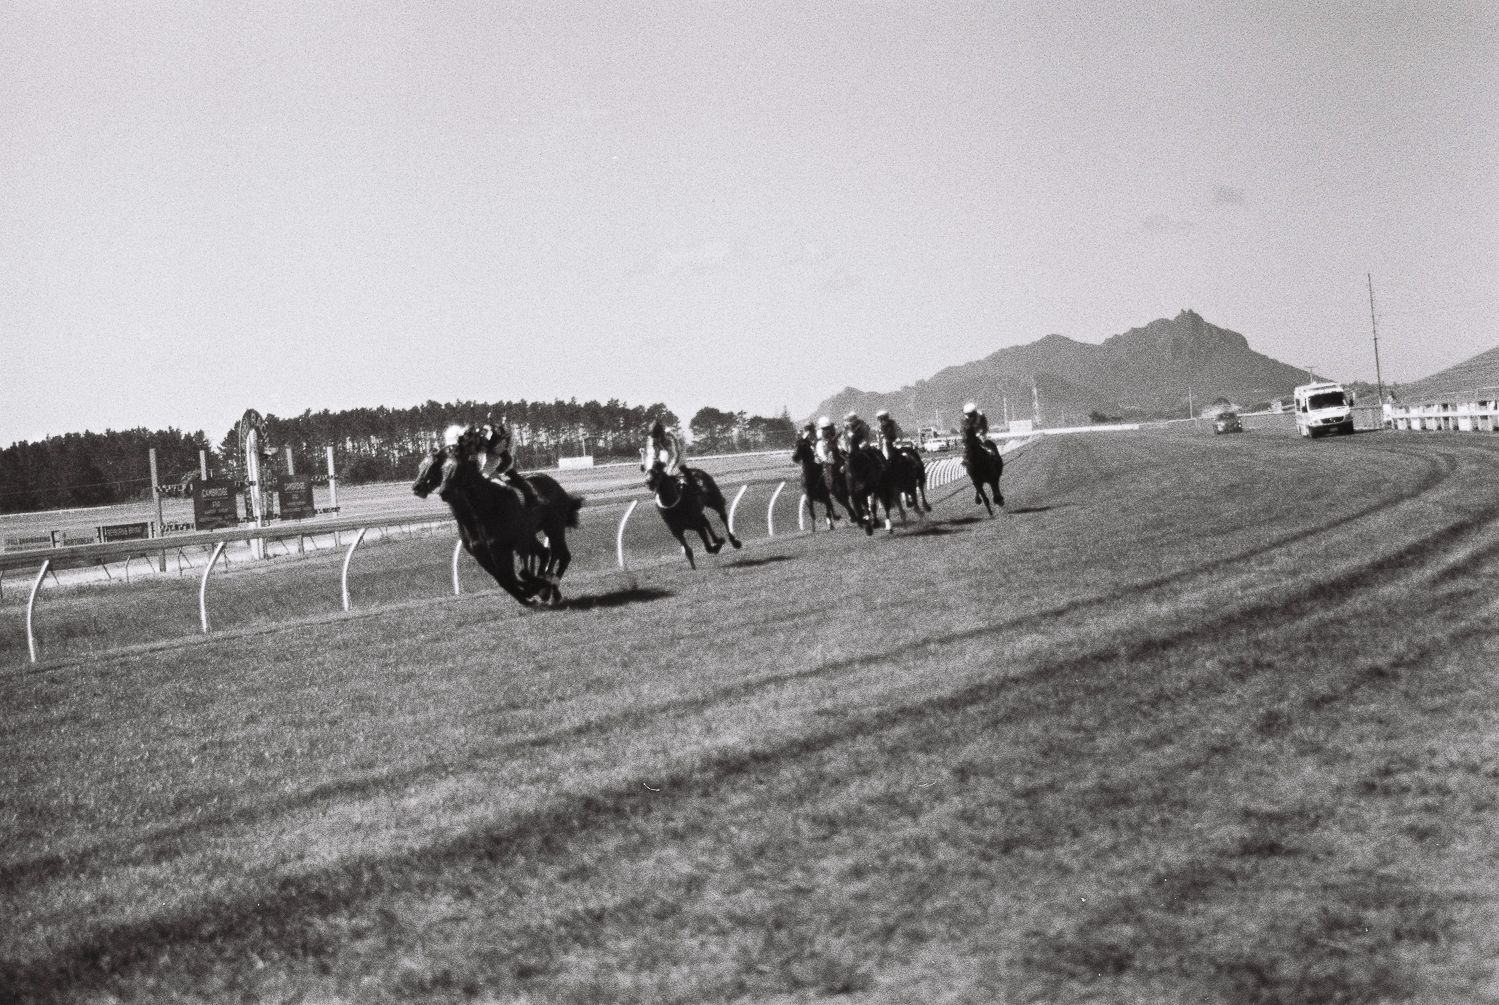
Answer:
[5, 429, 1499, 1003]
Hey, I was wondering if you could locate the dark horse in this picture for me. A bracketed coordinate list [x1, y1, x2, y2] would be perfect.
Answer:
[843, 443, 901, 535]
[644, 462, 742, 567]
[413, 450, 583, 605]
[962, 429, 1004, 516]
[884, 444, 931, 515]
[790, 437, 844, 531]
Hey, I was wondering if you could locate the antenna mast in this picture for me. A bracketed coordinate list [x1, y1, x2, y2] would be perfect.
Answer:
[1367, 273, 1385, 404]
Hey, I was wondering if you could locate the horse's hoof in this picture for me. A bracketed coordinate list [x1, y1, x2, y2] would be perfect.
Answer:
[730, 537, 742, 550]
[707, 541, 723, 555]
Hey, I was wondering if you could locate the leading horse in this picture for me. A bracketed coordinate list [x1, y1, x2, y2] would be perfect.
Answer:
[413, 450, 583, 605]
[961, 429, 1004, 516]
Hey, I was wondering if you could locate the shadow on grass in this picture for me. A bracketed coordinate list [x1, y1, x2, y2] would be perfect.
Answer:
[903, 526, 959, 537]
[725, 555, 796, 569]
[551, 587, 673, 611]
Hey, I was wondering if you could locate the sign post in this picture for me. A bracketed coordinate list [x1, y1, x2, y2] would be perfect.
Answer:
[148, 448, 166, 571]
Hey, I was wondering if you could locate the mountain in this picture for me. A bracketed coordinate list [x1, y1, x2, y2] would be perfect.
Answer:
[1388, 345, 1499, 404]
[809, 310, 1312, 429]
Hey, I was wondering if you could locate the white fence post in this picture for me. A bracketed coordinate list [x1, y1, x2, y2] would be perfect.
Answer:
[616, 500, 638, 569]
[341, 528, 368, 611]
[199, 542, 227, 633]
[26, 559, 50, 663]
[766, 481, 786, 536]
[727, 484, 748, 536]
[451, 538, 464, 596]
[798, 493, 808, 531]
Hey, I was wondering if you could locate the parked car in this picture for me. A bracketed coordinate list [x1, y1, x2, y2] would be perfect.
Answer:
[1213, 412, 1242, 434]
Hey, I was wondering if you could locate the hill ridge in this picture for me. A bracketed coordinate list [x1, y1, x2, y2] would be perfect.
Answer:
[810, 310, 1311, 428]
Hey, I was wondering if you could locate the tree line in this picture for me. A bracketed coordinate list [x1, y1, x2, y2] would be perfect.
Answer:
[1, 399, 798, 514]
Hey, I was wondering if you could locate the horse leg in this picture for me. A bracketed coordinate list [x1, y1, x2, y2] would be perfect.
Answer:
[667, 521, 696, 568]
[489, 546, 541, 606]
[708, 499, 741, 549]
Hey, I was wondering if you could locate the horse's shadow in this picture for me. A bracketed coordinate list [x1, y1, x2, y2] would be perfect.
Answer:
[725, 555, 795, 569]
[550, 587, 673, 611]
[904, 525, 959, 537]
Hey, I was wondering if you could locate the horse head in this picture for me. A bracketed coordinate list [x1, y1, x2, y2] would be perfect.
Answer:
[644, 462, 684, 510]
[412, 450, 445, 498]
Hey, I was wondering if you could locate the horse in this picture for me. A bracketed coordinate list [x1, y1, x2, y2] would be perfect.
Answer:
[412, 450, 583, 605]
[961, 428, 1004, 516]
[884, 443, 931, 515]
[790, 437, 844, 531]
[643, 462, 742, 567]
[843, 442, 899, 535]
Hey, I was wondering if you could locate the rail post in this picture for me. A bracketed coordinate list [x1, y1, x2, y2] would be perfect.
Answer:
[452, 538, 464, 596]
[26, 559, 50, 663]
[798, 493, 808, 531]
[616, 500, 638, 569]
[341, 528, 368, 611]
[199, 542, 227, 632]
[727, 484, 748, 536]
[149, 447, 166, 572]
[767, 481, 786, 536]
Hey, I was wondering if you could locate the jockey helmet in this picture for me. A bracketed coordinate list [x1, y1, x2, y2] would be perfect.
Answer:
[843, 411, 858, 422]
[818, 416, 834, 429]
[442, 424, 467, 447]
[875, 409, 890, 419]
[963, 402, 977, 414]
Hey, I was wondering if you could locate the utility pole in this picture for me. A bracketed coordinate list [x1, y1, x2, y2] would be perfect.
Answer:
[1031, 377, 1041, 427]
[1187, 388, 1194, 419]
[1368, 273, 1385, 404]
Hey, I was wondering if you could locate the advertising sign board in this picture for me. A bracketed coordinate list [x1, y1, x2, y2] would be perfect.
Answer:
[278, 474, 315, 520]
[4, 533, 56, 552]
[99, 522, 150, 543]
[194, 479, 239, 530]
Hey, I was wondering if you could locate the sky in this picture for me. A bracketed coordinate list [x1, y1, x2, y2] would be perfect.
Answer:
[2, 1, 1495, 444]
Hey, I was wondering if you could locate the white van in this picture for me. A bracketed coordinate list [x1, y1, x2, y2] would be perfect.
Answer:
[1294, 382, 1355, 438]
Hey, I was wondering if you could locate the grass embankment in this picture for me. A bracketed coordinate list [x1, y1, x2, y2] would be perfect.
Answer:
[4, 430, 1499, 1002]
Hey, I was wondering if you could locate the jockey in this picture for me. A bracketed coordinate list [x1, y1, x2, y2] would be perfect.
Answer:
[445, 423, 539, 507]
[813, 416, 843, 465]
[644, 418, 698, 498]
[643, 419, 685, 474]
[875, 409, 903, 458]
[962, 403, 1001, 463]
[842, 411, 874, 452]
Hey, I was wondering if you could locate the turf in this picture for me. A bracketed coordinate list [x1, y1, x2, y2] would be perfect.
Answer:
[4, 429, 1499, 1003]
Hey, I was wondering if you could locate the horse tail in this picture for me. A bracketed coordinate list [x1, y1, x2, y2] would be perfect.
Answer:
[565, 493, 583, 528]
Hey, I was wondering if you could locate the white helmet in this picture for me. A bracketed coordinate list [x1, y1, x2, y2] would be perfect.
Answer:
[875, 409, 890, 419]
[443, 424, 467, 447]
[818, 416, 834, 429]
[962, 402, 977, 414]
